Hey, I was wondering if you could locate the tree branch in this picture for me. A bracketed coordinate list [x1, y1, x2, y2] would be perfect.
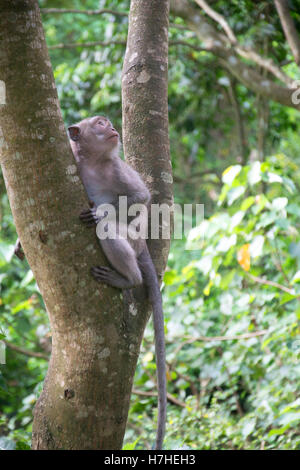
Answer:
[193, 330, 269, 342]
[47, 40, 126, 50]
[246, 273, 295, 295]
[47, 39, 206, 53]
[170, 0, 299, 109]
[274, 0, 300, 66]
[3, 340, 49, 360]
[41, 8, 185, 31]
[44, 3, 298, 107]
[171, 329, 269, 361]
[194, 0, 237, 44]
[41, 8, 128, 18]
[234, 45, 295, 88]
[132, 388, 186, 408]
[194, 0, 294, 87]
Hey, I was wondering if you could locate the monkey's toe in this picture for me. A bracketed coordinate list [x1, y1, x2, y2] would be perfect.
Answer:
[91, 266, 114, 282]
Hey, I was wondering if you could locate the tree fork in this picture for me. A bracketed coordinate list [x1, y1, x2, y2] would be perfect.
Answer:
[0, 0, 170, 449]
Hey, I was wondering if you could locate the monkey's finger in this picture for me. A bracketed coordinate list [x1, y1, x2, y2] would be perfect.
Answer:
[80, 207, 97, 214]
[79, 211, 94, 218]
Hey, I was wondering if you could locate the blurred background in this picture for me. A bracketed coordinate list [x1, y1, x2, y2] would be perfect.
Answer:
[0, 0, 299, 450]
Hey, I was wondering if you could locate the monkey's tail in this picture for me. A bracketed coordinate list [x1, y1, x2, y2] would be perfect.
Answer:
[138, 246, 166, 450]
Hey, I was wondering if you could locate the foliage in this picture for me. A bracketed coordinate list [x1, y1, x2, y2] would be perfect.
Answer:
[128, 154, 300, 450]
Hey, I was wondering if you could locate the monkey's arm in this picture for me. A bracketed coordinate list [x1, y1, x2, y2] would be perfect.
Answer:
[125, 187, 151, 208]
[117, 162, 151, 208]
[79, 161, 150, 227]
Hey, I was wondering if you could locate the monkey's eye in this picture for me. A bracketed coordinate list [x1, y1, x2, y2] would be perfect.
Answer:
[97, 120, 105, 126]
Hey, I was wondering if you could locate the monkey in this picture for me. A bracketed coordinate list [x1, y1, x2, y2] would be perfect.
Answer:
[67, 116, 166, 450]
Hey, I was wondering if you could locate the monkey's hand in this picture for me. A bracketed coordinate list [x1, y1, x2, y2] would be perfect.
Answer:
[14, 238, 25, 261]
[79, 206, 102, 227]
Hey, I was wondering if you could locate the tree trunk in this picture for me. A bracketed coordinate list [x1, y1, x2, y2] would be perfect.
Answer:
[122, 0, 172, 276]
[275, 0, 300, 67]
[0, 0, 171, 449]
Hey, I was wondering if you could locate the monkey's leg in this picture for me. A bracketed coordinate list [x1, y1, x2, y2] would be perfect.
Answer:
[91, 238, 143, 289]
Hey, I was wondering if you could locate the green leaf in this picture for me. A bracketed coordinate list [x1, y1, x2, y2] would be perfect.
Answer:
[268, 425, 289, 437]
[229, 211, 245, 231]
[267, 172, 282, 183]
[271, 197, 288, 211]
[16, 441, 31, 450]
[219, 270, 236, 289]
[20, 270, 34, 287]
[227, 186, 246, 206]
[164, 270, 179, 285]
[248, 161, 261, 185]
[242, 419, 256, 438]
[250, 235, 264, 258]
[291, 271, 300, 284]
[216, 234, 237, 252]
[240, 196, 255, 211]
[279, 292, 298, 305]
[123, 438, 140, 450]
[222, 165, 242, 185]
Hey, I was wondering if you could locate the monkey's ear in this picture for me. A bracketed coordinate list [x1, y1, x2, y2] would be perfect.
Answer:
[68, 125, 81, 141]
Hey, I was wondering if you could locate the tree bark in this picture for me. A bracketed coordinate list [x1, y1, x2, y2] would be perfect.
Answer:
[0, 0, 171, 449]
[122, 0, 172, 276]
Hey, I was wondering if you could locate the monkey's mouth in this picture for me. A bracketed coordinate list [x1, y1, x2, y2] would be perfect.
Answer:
[107, 133, 119, 140]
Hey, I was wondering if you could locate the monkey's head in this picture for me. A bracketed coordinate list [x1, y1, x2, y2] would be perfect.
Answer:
[68, 116, 119, 159]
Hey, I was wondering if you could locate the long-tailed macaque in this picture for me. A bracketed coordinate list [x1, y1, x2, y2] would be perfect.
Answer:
[68, 116, 166, 450]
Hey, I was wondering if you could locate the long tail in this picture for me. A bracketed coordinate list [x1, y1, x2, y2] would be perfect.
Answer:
[138, 246, 166, 450]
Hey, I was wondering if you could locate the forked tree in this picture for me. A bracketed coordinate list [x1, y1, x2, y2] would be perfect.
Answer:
[0, 0, 172, 449]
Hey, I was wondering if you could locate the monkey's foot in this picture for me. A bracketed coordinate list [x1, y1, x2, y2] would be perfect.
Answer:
[91, 266, 133, 289]
[14, 239, 25, 261]
[79, 207, 100, 227]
